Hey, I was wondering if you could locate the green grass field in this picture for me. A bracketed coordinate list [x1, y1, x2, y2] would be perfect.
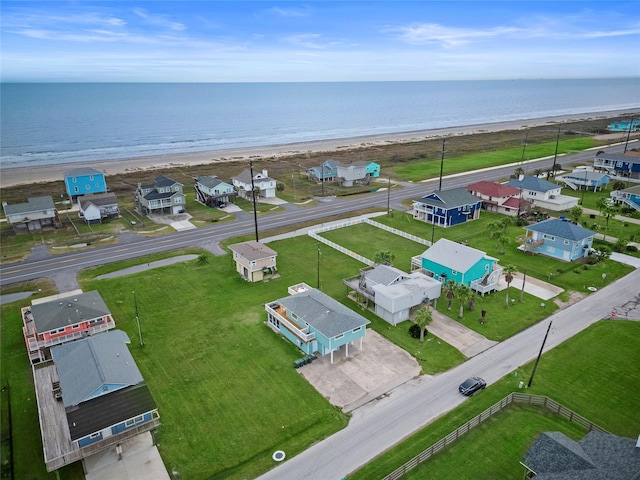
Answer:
[1, 207, 636, 479]
[350, 320, 640, 480]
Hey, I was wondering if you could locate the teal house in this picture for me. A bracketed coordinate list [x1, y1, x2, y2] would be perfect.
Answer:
[418, 239, 499, 288]
[64, 167, 108, 200]
[266, 283, 370, 364]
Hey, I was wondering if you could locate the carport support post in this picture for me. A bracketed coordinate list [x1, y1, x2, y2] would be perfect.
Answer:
[527, 320, 552, 388]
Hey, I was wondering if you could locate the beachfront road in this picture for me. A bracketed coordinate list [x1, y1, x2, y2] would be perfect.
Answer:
[0, 141, 634, 289]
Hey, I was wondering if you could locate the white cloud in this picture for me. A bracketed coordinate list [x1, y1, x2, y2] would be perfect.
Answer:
[263, 6, 312, 18]
[283, 33, 341, 50]
[386, 23, 520, 47]
[132, 8, 186, 31]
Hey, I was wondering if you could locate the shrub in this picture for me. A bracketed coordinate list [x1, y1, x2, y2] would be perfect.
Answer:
[626, 245, 638, 253]
[408, 323, 425, 339]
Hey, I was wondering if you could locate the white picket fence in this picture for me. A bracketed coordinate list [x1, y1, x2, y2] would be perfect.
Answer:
[307, 217, 431, 266]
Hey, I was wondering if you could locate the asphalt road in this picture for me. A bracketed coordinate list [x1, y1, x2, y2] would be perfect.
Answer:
[0, 141, 634, 289]
[256, 268, 640, 480]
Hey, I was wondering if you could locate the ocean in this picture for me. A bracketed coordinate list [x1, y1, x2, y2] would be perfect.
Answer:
[1, 79, 639, 169]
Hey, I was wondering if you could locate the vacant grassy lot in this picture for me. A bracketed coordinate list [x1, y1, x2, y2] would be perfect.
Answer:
[350, 320, 640, 480]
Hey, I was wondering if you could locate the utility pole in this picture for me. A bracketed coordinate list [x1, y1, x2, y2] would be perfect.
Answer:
[520, 130, 528, 163]
[438, 138, 445, 191]
[248, 160, 259, 242]
[317, 244, 321, 290]
[387, 175, 391, 215]
[551, 126, 561, 179]
[624, 116, 634, 153]
[528, 321, 552, 388]
[133, 291, 144, 347]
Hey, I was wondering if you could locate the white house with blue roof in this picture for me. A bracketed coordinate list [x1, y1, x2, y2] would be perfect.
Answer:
[518, 218, 595, 261]
[265, 283, 370, 363]
[505, 176, 578, 211]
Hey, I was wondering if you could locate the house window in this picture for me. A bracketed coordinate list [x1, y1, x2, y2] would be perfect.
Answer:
[85, 185, 90, 190]
[175, 197, 182, 203]
[352, 327, 361, 333]
[452, 270, 458, 275]
[89, 175, 94, 181]
[250, 260, 256, 266]
[74, 186, 79, 193]
[72, 177, 77, 183]
[135, 415, 144, 423]
[564, 240, 570, 245]
[543, 234, 555, 241]
[334, 333, 344, 340]
[72, 323, 79, 329]
[90, 432, 101, 439]
[125, 418, 135, 427]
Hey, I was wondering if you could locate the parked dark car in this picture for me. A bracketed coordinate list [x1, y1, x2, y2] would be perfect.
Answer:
[458, 376, 486, 396]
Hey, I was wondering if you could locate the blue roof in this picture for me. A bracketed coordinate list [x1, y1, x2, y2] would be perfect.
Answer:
[525, 218, 595, 241]
[414, 188, 479, 209]
[506, 176, 559, 193]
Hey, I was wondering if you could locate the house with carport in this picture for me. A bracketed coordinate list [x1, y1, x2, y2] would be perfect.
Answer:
[309, 159, 380, 186]
[228, 240, 277, 282]
[21, 290, 116, 364]
[33, 330, 160, 471]
[594, 151, 640, 180]
[558, 169, 610, 192]
[344, 264, 442, 326]
[611, 184, 640, 212]
[194, 175, 236, 207]
[505, 176, 578, 211]
[412, 188, 481, 227]
[78, 193, 119, 224]
[64, 167, 108, 201]
[465, 180, 529, 216]
[413, 238, 502, 296]
[2, 196, 62, 234]
[517, 218, 594, 261]
[135, 175, 186, 215]
[265, 283, 370, 363]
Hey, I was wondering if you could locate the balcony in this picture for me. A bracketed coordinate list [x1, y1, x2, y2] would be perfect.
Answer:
[265, 303, 315, 343]
[517, 236, 544, 247]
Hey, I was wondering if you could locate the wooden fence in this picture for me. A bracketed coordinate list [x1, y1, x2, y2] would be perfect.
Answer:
[382, 393, 608, 480]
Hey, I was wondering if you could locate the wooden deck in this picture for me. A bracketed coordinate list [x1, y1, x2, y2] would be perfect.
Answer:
[33, 362, 161, 471]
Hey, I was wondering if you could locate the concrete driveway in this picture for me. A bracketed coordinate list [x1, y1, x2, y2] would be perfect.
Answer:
[84, 432, 169, 480]
[297, 330, 421, 412]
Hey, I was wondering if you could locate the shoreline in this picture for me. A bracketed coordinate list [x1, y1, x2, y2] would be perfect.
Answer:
[1, 108, 637, 189]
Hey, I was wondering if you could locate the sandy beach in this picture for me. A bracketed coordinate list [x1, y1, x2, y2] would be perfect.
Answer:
[1, 108, 637, 189]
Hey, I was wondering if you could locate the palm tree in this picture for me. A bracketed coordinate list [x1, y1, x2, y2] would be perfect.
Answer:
[513, 166, 525, 179]
[468, 291, 477, 312]
[445, 279, 456, 310]
[503, 264, 518, 308]
[373, 249, 395, 265]
[497, 234, 510, 255]
[498, 216, 512, 233]
[454, 284, 472, 319]
[414, 306, 433, 342]
[487, 221, 501, 241]
[567, 205, 582, 224]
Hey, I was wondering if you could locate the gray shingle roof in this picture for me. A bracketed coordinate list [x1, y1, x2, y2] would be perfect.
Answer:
[276, 288, 370, 338]
[421, 238, 493, 273]
[522, 431, 640, 479]
[30, 290, 111, 333]
[3, 196, 55, 216]
[197, 175, 230, 189]
[563, 170, 610, 182]
[525, 219, 595, 241]
[366, 264, 405, 286]
[79, 193, 118, 209]
[505, 176, 559, 193]
[64, 167, 102, 178]
[414, 188, 479, 208]
[51, 330, 143, 408]
[228, 241, 277, 261]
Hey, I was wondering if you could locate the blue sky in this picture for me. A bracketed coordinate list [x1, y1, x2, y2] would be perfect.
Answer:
[1, 1, 639, 82]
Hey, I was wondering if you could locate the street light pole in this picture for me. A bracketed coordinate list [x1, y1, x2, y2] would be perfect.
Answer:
[387, 175, 391, 215]
[133, 291, 144, 347]
[527, 321, 552, 387]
